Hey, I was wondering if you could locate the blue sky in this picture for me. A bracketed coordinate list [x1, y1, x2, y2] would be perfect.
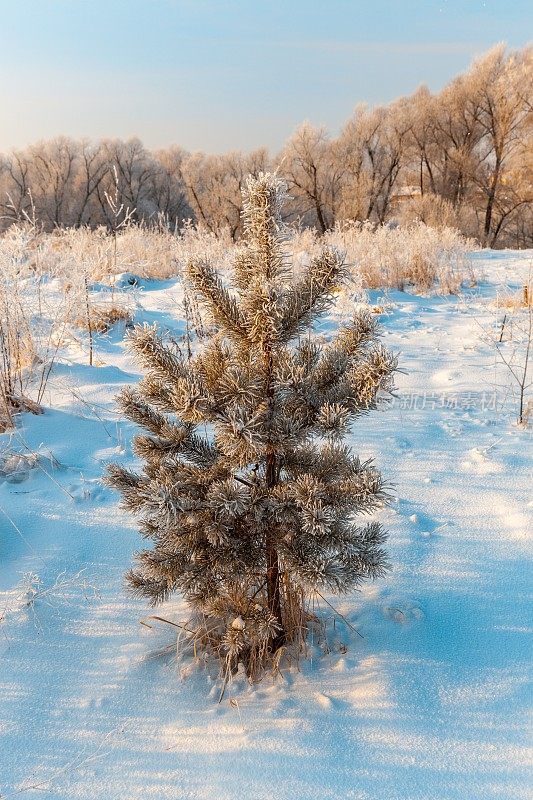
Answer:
[0, 0, 531, 153]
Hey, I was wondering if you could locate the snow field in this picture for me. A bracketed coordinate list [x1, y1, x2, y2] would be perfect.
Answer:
[0, 250, 531, 800]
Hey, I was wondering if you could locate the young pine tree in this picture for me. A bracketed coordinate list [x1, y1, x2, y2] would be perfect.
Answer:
[107, 174, 396, 677]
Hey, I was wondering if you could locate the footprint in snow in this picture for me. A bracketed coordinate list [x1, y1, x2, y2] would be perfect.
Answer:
[438, 420, 463, 437]
[386, 436, 412, 450]
[315, 692, 335, 710]
[271, 697, 298, 717]
[460, 447, 502, 475]
[409, 513, 440, 538]
[382, 603, 425, 624]
[403, 505, 446, 538]
[68, 480, 109, 503]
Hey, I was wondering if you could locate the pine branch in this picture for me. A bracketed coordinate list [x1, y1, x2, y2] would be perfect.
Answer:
[126, 324, 187, 383]
[280, 248, 347, 341]
[187, 257, 247, 343]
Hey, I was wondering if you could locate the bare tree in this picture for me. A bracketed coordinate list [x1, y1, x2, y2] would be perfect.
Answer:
[0, 150, 33, 227]
[278, 122, 340, 232]
[26, 137, 79, 227]
[182, 149, 269, 239]
[73, 140, 110, 226]
[95, 138, 154, 224]
[472, 46, 533, 246]
[150, 146, 192, 228]
[405, 86, 440, 197]
[337, 102, 410, 224]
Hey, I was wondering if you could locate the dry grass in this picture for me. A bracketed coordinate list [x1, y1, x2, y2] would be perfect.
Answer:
[38, 223, 235, 282]
[1, 219, 476, 292]
[140, 577, 313, 692]
[70, 304, 133, 333]
[323, 220, 476, 294]
[0, 218, 477, 430]
[495, 284, 532, 311]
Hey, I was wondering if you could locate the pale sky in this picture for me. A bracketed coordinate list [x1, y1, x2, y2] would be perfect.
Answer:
[0, 0, 531, 154]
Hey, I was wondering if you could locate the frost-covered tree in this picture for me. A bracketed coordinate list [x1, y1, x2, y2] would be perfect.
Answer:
[181, 148, 269, 240]
[279, 122, 341, 233]
[336, 101, 411, 225]
[107, 173, 396, 676]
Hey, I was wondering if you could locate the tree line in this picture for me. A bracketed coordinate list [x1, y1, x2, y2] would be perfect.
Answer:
[1, 45, 531, 247]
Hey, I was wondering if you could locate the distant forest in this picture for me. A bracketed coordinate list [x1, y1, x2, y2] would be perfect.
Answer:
[1, 45, 531, 248]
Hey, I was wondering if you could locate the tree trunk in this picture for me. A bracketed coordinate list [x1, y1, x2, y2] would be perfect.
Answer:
[264, 338, 285, 650]
[484, 193, 495, 246]
[265, 448, 285, 650]
[484, 157, 501, 246]
[315, 197, 327, 234]
[312, 166, 327, 234]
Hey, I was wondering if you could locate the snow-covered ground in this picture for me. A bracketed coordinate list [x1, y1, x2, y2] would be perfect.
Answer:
[1, 250, 532, 800]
